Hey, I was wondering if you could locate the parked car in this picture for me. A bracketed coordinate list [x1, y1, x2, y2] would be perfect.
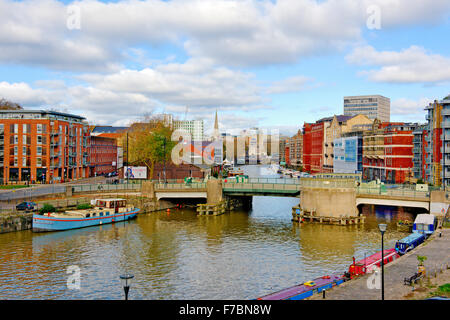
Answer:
[16, 201, 37, 211]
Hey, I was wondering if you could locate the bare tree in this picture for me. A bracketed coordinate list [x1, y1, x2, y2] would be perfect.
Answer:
[0, 98, 23, 110]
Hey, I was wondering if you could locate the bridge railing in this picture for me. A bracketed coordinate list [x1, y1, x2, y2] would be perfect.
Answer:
[72, 183, 142, 193]
[224, 177, 301, 184]
[223, 182, 301, 192]
[356, 186, 430, 199]
[154, 182, 207, 190]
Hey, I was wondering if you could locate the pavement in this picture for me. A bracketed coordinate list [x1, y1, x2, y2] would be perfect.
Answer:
[308, 227, 450, 300]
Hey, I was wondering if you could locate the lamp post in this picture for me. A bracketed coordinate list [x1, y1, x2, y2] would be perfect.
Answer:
[378, 223, 387, 300]
[120, 274, 134, 300]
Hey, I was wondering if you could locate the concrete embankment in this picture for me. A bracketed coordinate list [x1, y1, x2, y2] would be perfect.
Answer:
[308, 227, 450, 300]
[0, 212, 33, 233]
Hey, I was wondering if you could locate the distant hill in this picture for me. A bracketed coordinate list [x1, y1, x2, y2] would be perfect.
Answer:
[0, 99, 23, 110]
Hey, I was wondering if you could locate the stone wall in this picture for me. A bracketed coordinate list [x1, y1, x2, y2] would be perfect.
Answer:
[0, 213, 33, 234]
[300, 187, 358, 217]
[206, 179, 223, 205]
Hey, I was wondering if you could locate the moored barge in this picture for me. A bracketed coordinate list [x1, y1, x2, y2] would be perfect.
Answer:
[32, 198, 140, 232]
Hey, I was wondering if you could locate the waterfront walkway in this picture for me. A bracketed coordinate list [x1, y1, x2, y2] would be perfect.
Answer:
[309, 228, 450, 300]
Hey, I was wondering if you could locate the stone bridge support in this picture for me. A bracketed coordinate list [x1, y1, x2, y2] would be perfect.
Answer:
[206, 179, 223, 205]
[300, 187, 358, 218]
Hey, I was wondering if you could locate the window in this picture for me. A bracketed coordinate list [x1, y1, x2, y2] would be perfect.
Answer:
[22, 157, 26, 167]
[14, 157, 18, 166]
[37, 146, 42, 155]
[37, 124, 42, 133]
[14, 146, 18, 155]
[22, 146, 26, 156]
[36, 158, 42, 167]
[14, 135, 18, 144]
[14, 124, 18, 133]
[23, 124, 27, 133]
[37, 135, 42, 144]
[23, 135, 27, 144]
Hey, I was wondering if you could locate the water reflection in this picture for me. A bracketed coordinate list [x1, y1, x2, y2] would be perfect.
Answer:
[0, 165, 416, 299]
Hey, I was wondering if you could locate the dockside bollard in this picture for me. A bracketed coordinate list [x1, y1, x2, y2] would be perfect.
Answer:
[322, 290, 326, 299]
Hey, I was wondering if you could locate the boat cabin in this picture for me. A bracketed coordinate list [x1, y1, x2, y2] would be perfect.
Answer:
[95, 199, 127, 213]
[413, 214, 436, 236]
[395, 233, 425, 255]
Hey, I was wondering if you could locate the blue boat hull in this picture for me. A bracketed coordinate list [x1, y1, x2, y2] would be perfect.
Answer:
[32, 208, 140, 232]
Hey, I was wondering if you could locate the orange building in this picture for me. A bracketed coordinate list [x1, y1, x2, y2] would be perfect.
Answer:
[0, 110, 90, 184]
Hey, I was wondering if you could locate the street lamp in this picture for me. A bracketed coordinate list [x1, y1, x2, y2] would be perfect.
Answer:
[120, 274, 134, 300]
[378, 223, 387, 300]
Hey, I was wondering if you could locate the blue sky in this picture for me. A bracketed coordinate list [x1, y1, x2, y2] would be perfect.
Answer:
[0, 0, 449, 136]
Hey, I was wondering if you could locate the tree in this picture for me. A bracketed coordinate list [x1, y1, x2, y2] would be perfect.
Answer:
[0, 99, 22, 110]
[124, 119, 176, 179]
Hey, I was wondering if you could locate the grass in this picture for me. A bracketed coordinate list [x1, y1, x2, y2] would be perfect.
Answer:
[0, 185, 29, 189]
[427, 283, 450, 298]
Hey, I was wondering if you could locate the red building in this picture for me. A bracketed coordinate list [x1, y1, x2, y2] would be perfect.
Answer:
[0, 110, 89, 184]
[363, 121, 415, 183]
[285, 143, 290, 166]
[302, 123, 312, 172]
[310, 122, 325, 173]
[88, 136, 117, 176]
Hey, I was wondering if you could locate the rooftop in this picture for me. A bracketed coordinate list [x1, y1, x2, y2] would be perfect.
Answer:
[0, 109, 85, 120]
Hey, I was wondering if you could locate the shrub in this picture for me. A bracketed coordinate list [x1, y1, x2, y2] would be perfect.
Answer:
[76, 203, 92, 210]
[39, 203, 56, 214]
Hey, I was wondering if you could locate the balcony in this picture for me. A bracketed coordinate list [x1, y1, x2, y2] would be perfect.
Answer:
[441, 109, 450, 116]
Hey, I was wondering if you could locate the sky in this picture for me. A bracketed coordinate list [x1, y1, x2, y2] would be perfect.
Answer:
[0, 0, 449, 136]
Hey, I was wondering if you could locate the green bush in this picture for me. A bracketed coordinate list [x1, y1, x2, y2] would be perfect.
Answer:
[39, 203, 56, 214]
[76, 203, 92, 210]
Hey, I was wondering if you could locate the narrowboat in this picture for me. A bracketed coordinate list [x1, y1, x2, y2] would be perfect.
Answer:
[348, 248, 399, 278]
[256, 274, 347, 300]
[413, 214, 436, 236]
[32, 198, 140, 232]
[395, 233, 425, 255]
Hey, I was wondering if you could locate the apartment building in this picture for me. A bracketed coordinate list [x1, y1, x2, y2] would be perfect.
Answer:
[333, 132, 363, 174]
[289, 130, 303, 168]
[363, 121, 417, 183]
[344, 95, 391, 122]
[438, 96, 450, 187]
[0, 110, 89, 184]
[412, 125, 427, 181]
[88, 135, 118, 176]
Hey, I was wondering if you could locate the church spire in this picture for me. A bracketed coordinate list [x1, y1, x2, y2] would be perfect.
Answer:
[213, 109, 219, 139]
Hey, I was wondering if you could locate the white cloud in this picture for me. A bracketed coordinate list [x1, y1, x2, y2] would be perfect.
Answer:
[346, 45, 450, 83]
[0, 81, 64, 106]
[390, 97, 433, 122]
[265, 76, 313, 94]
[1, 0, 449, 70]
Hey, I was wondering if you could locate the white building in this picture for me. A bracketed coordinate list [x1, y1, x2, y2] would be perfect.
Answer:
[344, 95, 390, 122]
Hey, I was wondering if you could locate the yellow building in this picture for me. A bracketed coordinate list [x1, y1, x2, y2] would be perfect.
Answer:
[323, 114, 373, 172]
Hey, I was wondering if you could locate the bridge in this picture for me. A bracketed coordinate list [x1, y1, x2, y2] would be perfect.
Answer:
[1, 177, 448, 220]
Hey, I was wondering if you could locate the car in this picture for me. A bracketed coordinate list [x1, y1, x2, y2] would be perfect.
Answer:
[16, 201, 37, 211]
[426, 296, 450, 300]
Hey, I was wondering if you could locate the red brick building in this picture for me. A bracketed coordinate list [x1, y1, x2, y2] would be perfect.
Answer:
[88, 136, 118, 176]
[310, 122, 325, 173]
[302, 123, 312, 172]
[363, 121, 416, 183]
[0, 110, 89, 183]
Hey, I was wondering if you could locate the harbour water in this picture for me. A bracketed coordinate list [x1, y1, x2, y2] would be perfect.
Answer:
[0, 165, 416, 299]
